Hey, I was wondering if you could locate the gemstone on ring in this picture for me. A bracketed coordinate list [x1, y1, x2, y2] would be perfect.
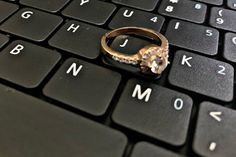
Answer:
[139, 45, 169, 74]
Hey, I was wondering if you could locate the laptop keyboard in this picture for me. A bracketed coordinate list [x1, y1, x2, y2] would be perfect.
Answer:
[0, 0, 235, 157]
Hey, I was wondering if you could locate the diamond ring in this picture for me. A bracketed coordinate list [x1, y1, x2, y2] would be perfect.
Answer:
[101, 27, 169, 75]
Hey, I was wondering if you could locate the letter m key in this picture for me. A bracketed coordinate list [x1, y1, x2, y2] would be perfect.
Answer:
[132, 84, 152, 102]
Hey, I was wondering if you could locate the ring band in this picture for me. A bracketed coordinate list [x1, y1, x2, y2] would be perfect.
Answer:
[101, 27, 169, 75]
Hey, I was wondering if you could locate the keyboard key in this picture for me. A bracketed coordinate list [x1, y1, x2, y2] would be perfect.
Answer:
[165, 20, 219, 55]
[0, 34, 9, 49]
[103, 35, 149, 74]
[111, 35, 149, 55]
[0, 84, 127, 157]
[20, 0, 70, 13]
[44, 58, 121, 116]
[109, 7, 165, 32]
[158, 0, 207, 23]
[112, 79, 193, 146]
[223, 33, 236, 63]
[193, 102, 236, 157]
[0, 8, 63, 42]
[169, 50, 234, 102]
[62, 0, 116, 25]
[196, 0, 223, 5]
[112, 0, 159, 11]
[103, 35, 162, 79]
[49, 20, 106, 59]
[103, 35, 157, 77]
[0, 40, 61, 88]
[210, 7, 236, 32]
[0, 1, 18, 23]
[131, 142, 184, 157]
[227, 0, 236, 10]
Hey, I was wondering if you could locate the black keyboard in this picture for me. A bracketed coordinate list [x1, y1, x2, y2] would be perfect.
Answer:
[0, 0, 235, 157]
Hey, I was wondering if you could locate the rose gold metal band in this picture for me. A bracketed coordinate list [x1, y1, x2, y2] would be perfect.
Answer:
[101, 27, 169, 75]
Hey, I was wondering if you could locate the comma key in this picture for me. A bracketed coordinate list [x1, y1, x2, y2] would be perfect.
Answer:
[168, 50, 234, 102]
[0, 8, 62, 42]
[193, 102, 236, 157]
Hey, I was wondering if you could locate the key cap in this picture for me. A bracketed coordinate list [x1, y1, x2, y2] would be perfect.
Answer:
[227, 0, 236, 10]
[196, 0, 223, 5]
[210, 7, 236, 32]
[165, 20, 219, 55]
[20, 0, 70, 13]
[109, 7, 165, 32]
[0, 8, 62, 42]
[112, 79, 193, 146]
[168, 50, 234, 102]
[0, 84, 127, 157]
[0, 1, 18, 23]
[131, 142, 184, 157]
[223, 33, 236, 63]
[0, 34, 9, 49]
[62, 0, 116, 25]
[158, 0, 207, 23]
[111, 35, 150, 56]
[43, 58, 121, 116]
[49, 20, 106, 59]
[112, 0, 159, 11]
[193, 102, 236, 157]
[0, 40, 61, 88]
[103, 35, 155, 76]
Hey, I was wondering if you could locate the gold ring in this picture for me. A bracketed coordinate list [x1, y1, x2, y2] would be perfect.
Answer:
[101, 27, 169, 75]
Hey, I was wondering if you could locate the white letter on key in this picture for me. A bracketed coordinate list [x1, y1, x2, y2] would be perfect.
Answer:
[66, 63, 83, 77]
[21, 11, 33, 19]
[132, 84, 152, 102]
[67, 24, 80, 33]
[123, 10, 134, 18]
[10, 44, 24, 55]
[120, 39, 129, 47]
[80, 0, 90, 6]
[181, 55, 192, 67]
